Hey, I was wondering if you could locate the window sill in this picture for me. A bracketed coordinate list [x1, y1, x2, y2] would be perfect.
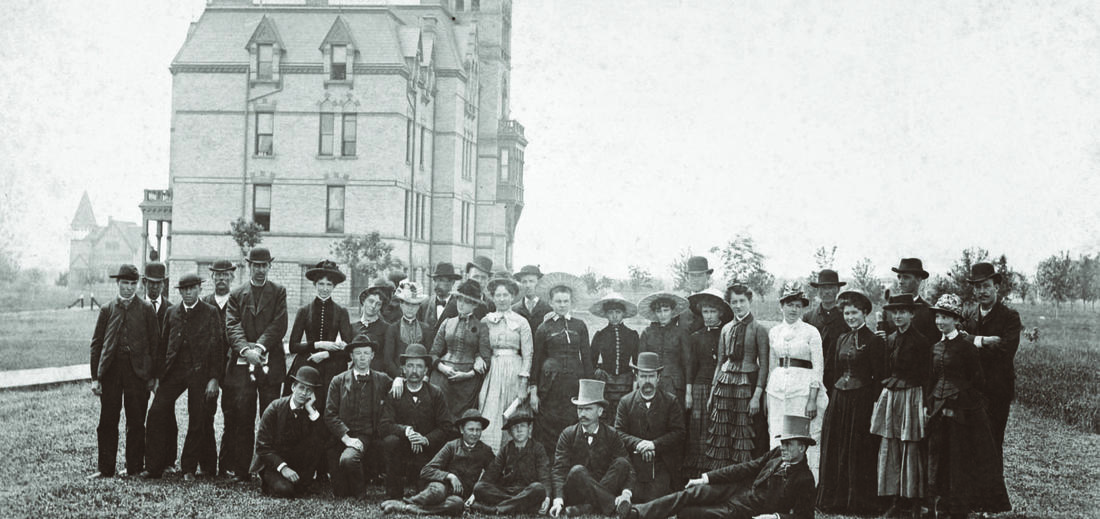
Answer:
[253, 154, 276, 159]
[337, 155, 358, 160]
[252, 79, 278, 86]
[324, 79, 353, 87]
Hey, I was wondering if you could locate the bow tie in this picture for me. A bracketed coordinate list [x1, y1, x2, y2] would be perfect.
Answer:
[292, 408, 306, 419]
[437, 299, 447, 307]
[355, 374, 369, 383]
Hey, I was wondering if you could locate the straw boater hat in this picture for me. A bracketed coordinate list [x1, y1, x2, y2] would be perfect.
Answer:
[571, 379, 608, 407]
[931, 294, 966, 321]
[688, 288, 733, 322]
[514, 265, 544, 280]
[891, 258, 929, 280]
[174, 273, 203, 289]
[392, 280, 429, 305]
[535, 272, 588, 303]
[399, 343, 434, 364]
[836, 288, 873, 313]
[774, 415, 816, 445]
[778, 282, 810, 306]
[110, 264, 140, 281]
[455, 408, 490, 429]
[882, 293, 919, 311]
[246, 247, 274, 264]
[589, 292, 638, 319]
[208, 259, 237, 272]
[629, 351, 663, 372]
[809, 269, 846, 288]
[452, 279, 484, 304]
[964, 262, 1003, 285]
[288, 366, 322, 388]
[486, 274, 520, 297]
[686, 256, 714, 275]
[638, 291, 689, 322]
[430, 262, 462, 280]
[143, 262, 167, 282]
[305, 259, 346, 285]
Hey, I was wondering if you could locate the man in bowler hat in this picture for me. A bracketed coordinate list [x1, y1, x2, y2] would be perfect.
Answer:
[615, 352, 686, 503]
[143, 261, 178, 468]
[880, 258, 939, 342]
[432, 256, 495, 333]
[675, 256, 714, 334]
[419, 262, 462, 330]
[255, 366, 327, 498]
[513, 265, 552, 333]
[203, 258, 236, 476]
[471, 410, 553, 515]
[89, 264, 160, 478]
[803, 269, 847, 395]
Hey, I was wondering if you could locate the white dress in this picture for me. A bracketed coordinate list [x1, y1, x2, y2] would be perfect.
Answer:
[766, 318, 829, 481]
[478, 310, 533, 453]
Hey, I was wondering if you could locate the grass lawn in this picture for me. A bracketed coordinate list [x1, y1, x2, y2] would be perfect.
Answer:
[0, 382, 1097, 519]
[0, 309, 98, 371]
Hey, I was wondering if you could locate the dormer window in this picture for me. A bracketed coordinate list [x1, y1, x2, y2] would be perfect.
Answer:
[258, 44, 273, 80]
[321, 17, 358, 86]
[331, 45, 347, 80]
[246, 16, 284, 84]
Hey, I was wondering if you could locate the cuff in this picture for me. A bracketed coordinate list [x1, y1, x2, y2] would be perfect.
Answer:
[701, 473, 710, 485]
[973, 336, 983, 347]
[276, 462, 287, 472]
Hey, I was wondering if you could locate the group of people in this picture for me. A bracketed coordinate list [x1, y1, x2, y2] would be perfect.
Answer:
[89, 250, 1019, 518]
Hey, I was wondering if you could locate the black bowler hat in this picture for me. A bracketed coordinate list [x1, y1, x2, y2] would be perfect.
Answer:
[247, 247, 274, 264]
[514, 265, 544, 280]
[110, 264, 140, 281]
[209, 260, 237, 272]
[891, 258, 929, 280]
[686, 256, 714, 275]
[346, 334, 381, 353]
[809, 269, 846, 288]
[144, 262, 167, 282]
[431, 262, 462, 280]
[965, 262, 1002, 284]
[289, 366, 322, 388]
[399, 343, 434, 365]
[175, 273, 203, 289]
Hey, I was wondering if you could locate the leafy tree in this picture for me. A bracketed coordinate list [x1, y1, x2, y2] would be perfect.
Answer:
[581, 268, 613, 295]
[1075, 254, 1098, 309]
[56, 271, 69, 287]
[849, 257, 884, 304]
[1036, 252, 1076, 309]
[229, 217, 264, 258]
[939, 248, 1023, 304]
[628, 265, 654, 291]
[669, 248, 693, 291]
[330, 232, 404, 285]
[807, 245, 838, 288]
[710, 233, 775, 297]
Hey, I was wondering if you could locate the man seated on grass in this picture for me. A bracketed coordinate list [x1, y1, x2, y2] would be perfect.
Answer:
[382, 409, 495, 515]
[471, 410, 552, 515]
[255, 366, 326, 498]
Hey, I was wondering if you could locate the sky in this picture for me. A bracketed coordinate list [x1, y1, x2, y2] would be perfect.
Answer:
[3, 0, 1100, 282]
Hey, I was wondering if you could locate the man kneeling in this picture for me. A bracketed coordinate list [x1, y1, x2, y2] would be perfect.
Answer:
[624, 415, 817, 519]
[471, 410, 552, 515]
[254, 366, 326, 497]
[382, 409, 494, 515]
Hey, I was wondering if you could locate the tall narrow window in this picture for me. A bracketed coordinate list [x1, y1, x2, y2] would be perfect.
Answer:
[331, 45, 347, 80]
[256, 112, 274, 156]
[326, 186, 345, 233]
[417, 193, 427, 239]
[257, 44, 273, 80]
[403, 190, 412, 237]
[254, 184, 272, 230]
[406, 119, 414, 163]
[460, 202, 467, 244]
[499, 148, 510, 181]
[319, 113, 334, 156]
[342, 114, 357, 156]
[472, 0, 480, 11]
[455, 0, 464, 10]
[419, 127, 426, 166]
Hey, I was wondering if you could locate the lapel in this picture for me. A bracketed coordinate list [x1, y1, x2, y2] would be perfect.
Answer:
[250, 282, 271, 315]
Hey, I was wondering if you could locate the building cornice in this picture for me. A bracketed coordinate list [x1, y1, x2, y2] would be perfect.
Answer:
[171, 62, 409, 77]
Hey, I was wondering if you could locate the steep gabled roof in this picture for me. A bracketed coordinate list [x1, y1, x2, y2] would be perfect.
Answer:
[71, 191, 97, 230]
[245, 15, 285, 49]
[319, 16, 359, 50]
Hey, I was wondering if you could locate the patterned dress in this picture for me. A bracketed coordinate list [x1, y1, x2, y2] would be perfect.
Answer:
[531, 314, 592, 458]
[705, 313, 768, 470]
[684, 324, 720, 476]
[430, 313, 489, 414]
[478, 310, 533, 453]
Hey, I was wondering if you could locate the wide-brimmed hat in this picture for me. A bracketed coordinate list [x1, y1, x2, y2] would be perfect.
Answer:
[393, 280, 429, 305]
[359, 277, 396, 304]
[247, 247, 274, 264]
[502, 409, 536, 430]
[486, 275, 520, 297]
[964, 262, 1002, 285]
[513, 265, 544, 280]
[589, 292, 638, 319]
[110, 264, 140, 281]
[143, 262, 167, 282]
[778, 282, 810, 306]
[638, 291, 689, 322]
[931, 294, 966, 320]
[289, 366, 323, 388]
[629, 352, 663, 372]
[455, 408, 490, 429]
[571, 379, 608, 407]
[346, 334, 381, 352]
[209, 259, 237, 272]
[883, 293, 919, 311]
[774, 415, 816, 445]
[536, 272, 588, 303]
[399, 343, 433, 365]
[688, 288, 733, 322]
[837, 289, 872, 313]
[175, 273, 203, 289]
[891, 258, 929, 280]
[686, 256, 714, 275]
[305, 259, 346, 284]
[466, 256, 494, 275]
[430, 262, 462, 280]
[452, 279, 484, 304]
[809, 269, 846, 288]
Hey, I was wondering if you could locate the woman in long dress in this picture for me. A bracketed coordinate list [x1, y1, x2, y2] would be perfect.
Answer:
[429, 279, 489, 414]
[766, 281, 829, 480]
[683, 288, 731, 478]
[637, 292, 692, 405]
[478, 275, 533, 452]
[284, 260, 353, 405]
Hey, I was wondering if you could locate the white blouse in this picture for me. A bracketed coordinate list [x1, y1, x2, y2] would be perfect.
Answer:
[766, 319, 825, 399]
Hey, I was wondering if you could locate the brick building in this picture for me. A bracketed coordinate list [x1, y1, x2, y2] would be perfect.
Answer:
[145, 0, 527, 308]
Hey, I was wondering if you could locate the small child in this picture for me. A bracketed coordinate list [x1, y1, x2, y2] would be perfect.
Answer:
[589, 293, 640, 421]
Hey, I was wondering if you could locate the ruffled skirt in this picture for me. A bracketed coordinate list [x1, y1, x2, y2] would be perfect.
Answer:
[703, 371, 757, 471]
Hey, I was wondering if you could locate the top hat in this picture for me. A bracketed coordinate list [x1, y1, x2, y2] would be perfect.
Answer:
[359, 277, 397, 304]
[809, 269, 846, 288]
[175, 273, 203, 289]
[891, 258, 929, 280]
[502, 409, 536, 430]
[883, 293, 919, 311]
[688, 288, 733, 322]
[466, 256, 494, 275]
[452, 279, 484, 305]
[110, 264, 141, 281]
[570, 379, 608, 407]
[305, 260, 346, 285]
[346, 334, 381, 352]
[144, 262, 167, 282]
[289, 366, 323, 388]
[774, 415, 816, 445]
[430, 262, 462, 280]
[247, 247, 274, 264]
[535, 272, 588, 303]
[931, 294, 966, 321]
[778, 282, 810, 306]
[965, 262, 1002, 285]
[837, 289, 872, 313]
[589, 292, 638, 319]
[455, 408, 491, 429]
[686, 256, 714, 275]
[393, 280, 429, 305]
[399, 343, 434, 364]
[638, 291, 689, 322]
[629, 351, 664, 372]
[209, 259, 237, 272]
[487, 275, 520, 297]
[514, 265, 544, 280]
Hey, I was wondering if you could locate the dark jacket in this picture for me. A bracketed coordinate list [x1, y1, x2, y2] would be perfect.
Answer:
[90, 297, 159, 381]
[513, 298, 553, 335]
[614, 389, 685, 479]
[553, 423, 635, 499]
[803, 303, 846, 392]
[383, 318, 434, 378]
[380, 382, 456, 448]
[155, 300, 226, 382]
[420, 438, 495, 497]
[929, 334, 986, 416]
[418, 294, 452, 331]
[255, 395, 326, 472]
[226, 281, 288, 387]
[480, 439, 552, 491]
[704, 447, 815, 519]
[832, 325, 885, 391]
[591, 323, 639, 377]
[351, 317, 392, 373]
[324, 369, 393, 440]
[287, 299, 354, 382]
[433, 295, 492, 333]
[882, 296, 939, 350]
[883, 325, 932, 391]
[963, 301, 1022, 402]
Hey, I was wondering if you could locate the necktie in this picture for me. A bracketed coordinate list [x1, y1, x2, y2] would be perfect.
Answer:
[152, 300, 158, 314]
[585, 432, 595, 445]
[437, 298, 447, 307]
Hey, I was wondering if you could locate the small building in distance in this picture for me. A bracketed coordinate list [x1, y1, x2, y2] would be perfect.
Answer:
[69, 191, 144, 286]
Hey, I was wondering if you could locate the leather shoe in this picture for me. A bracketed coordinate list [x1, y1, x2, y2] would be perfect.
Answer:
[468, 502, 497, 515]
[183, 473, 196, 482]
[138, 471, 162, 480]
[564, 504, 593, 517]
[615, 499, 632, 519]
[86, 472, 113, 479]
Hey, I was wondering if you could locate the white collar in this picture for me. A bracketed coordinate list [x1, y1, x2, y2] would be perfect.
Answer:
[251, 280, 266, 287]
[581, 423, 599, 435]
[979, 303, 995, 317]
[525, 295, 539, 304]
[734, 312, 751, 322]
[402, 316, 419, 325]
[551, 312, 572, 321]
[317, 295, 331, 302]
[214, 293, 230, 307]
[943, 329, 960, 340]
[183, 301, 199, 311]
[352, 369, 371, 378]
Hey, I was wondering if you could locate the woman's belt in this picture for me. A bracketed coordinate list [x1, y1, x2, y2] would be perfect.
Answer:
[492, 349, 520, 357]
[777, 357, 813, 369]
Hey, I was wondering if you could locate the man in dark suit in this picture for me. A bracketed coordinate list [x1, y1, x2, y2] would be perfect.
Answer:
[675, 256, 714, 335]
[472, 411, 553, 515]
[615, 353, 685, 503]
[432, 256, 494, 333]
[380, 344, 456, 499]
[142, 274, 226, 479]
[324, 335, 393, 498]
[256, 366, 327, 498]
[419, 262, 462, 330]
[880, 258, 939, 343]
[962, 262, 1022, 453]
[89, 264, 159, 478]
[202, 259, 236, 477]
[549, 379, 635, 518]
[223, 247, 288, 481]
[803, 269, 846, 395]
[624, 415, 817, 519]
[513, 265, 552, 333]
[143, 261, 178, 469]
